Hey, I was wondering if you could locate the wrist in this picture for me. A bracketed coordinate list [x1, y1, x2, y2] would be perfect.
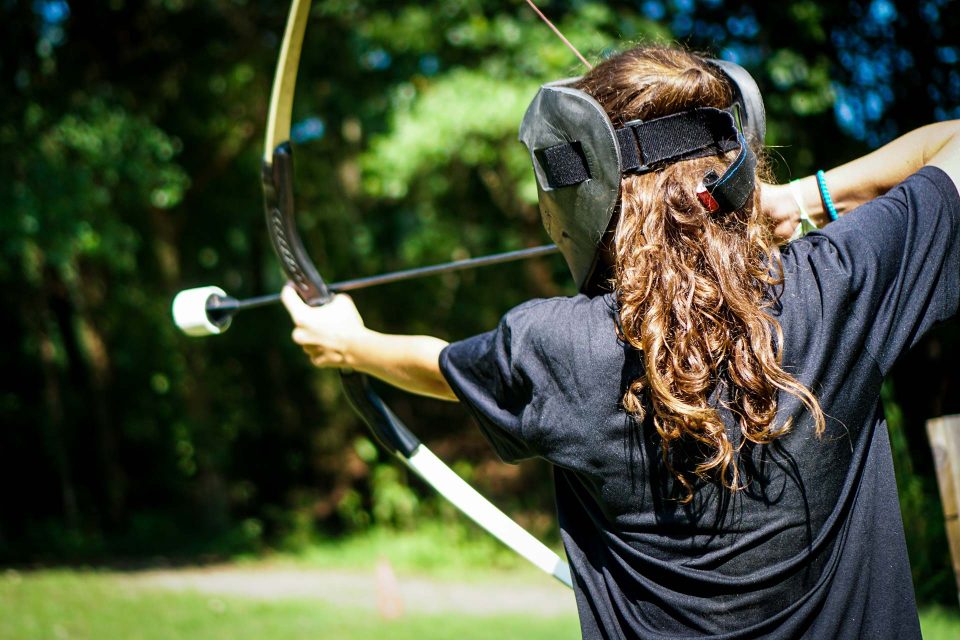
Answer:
[341, 327, 377, 371]
[794, 175, 831, 227]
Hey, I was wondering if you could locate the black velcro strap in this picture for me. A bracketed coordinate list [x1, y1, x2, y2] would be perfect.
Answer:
[702, 133, 757, 212]
[536, 141, 590, 188]
[535, 108, 740, 189]
[624, 108, 739, 172]
[616, 126, 642, 173]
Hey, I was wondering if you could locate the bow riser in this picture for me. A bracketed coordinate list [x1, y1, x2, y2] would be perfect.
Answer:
[263, 143, 333, 306]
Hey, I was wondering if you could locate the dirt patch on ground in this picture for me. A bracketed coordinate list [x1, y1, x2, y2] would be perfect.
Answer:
[125, 564, 575, 617]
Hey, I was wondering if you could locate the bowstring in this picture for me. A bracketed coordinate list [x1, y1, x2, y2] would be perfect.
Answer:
[523, 0, 594, 70]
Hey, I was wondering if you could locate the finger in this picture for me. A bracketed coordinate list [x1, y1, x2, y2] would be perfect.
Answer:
[331, 293, 364, 324]
[291, 328, 313, 345]
[780, 221, 798, 240]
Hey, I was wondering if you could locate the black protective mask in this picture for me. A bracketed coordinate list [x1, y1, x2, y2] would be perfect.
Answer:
[518, 58, 766, 291]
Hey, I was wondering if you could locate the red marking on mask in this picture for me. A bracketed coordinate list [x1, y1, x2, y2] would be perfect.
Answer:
[696, 184, 720, 212]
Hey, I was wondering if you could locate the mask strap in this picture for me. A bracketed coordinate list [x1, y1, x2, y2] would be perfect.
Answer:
[617, 108, 739, 175]
[696, 133, 757, 213]
[535, 108, 741, 189]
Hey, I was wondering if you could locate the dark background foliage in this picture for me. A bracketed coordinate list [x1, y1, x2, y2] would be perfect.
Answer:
[1, 0, 958, 604]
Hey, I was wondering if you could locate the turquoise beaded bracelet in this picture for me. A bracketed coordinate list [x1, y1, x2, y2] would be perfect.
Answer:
[816, 170, 839, 222]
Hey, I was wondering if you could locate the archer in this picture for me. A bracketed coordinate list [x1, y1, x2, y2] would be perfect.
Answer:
[284, 45, 960, 639]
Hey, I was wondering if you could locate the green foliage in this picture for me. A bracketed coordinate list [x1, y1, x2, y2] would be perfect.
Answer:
[766, 51, 834, 117]
[291, 520, 541, 575]
[362, 70, 538, 200]
[3, 98, 188, 279]
[370, 465, 420, 529]
[883, 382, 954, 603]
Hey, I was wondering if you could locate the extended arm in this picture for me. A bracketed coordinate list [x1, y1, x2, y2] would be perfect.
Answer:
[281, 286, 456, 401]
[765, 120, 960, 239]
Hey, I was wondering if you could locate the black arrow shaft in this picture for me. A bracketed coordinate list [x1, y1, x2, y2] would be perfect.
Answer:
[332, 243, 558, 292]
[219, 243, 559, 313]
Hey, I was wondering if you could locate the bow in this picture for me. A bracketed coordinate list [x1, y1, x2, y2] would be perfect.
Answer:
[260, 0, 572, 588]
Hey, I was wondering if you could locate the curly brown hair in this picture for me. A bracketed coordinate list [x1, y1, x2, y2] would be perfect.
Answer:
[577, 47, 825, 500]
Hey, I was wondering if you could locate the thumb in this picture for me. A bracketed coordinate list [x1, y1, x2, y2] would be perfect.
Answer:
[281, 283, 309, 323]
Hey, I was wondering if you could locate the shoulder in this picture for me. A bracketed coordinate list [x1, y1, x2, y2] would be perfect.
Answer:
[840, 166, 960, 233]
[495, 294, 619, 370]
[859, 165, 960, 224]
[503, 293, 613, 319]
[501, 293, 617, 339]
[773, 166, 960, 375]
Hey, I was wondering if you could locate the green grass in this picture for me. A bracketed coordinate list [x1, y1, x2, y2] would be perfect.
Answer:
[6, 514, 957, 638]
[920, 605, 960, 640]
[0, 569, 580, 640]
[2, 563, 957, 640]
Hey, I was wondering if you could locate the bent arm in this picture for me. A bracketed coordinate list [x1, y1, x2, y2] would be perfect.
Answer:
[767, 120, 960, 236]
[347, 331, 456, 401]
[813, 120, 960, 215]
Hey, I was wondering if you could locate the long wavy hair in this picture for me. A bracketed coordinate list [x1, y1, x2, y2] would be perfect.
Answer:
[577, 47, 825, 500]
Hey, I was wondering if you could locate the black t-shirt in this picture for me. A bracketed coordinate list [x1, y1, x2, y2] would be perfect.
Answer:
[439, 167, 960, 639]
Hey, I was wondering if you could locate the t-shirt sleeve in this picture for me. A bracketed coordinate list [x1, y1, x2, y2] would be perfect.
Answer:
[439, 300, 553, 463]
[807, 166, 960, 375]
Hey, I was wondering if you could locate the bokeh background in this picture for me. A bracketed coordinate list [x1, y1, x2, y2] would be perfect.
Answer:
[3, 0, 960, 637]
